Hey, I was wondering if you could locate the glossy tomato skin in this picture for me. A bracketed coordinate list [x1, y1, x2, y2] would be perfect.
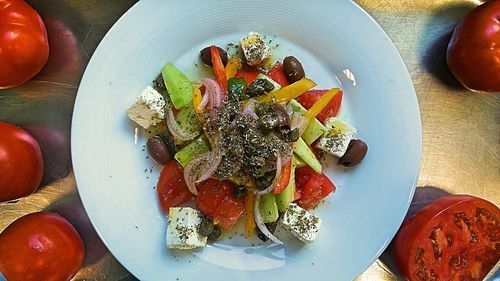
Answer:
[446, 0, 500, 93]
[0, 0, 49, 89]
[297, 90, 343, 123]
[0, 121, 44, 202]
[266, 63, 290, 88]
[0, 212, 85, 281]
[196, 179, 234, 217]
[295, 166, 336, 210]
[213, 194, 245, 230]
[392, 195, 500, 281]
[157, 160, 194, 213]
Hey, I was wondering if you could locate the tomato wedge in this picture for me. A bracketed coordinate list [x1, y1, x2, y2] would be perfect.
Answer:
[297, 90, 343, 123]
[210, 45, 227, 93]
[213, 195, 245, 230]
[266, 63, 289, 88]
[294, 166, 336, 210]
[196, 179, 234, 217]
[273, 159, 292, 194]
[234, 66, 260, 84]
[392, 195, 500, 281]
[156, 161, 194, 213]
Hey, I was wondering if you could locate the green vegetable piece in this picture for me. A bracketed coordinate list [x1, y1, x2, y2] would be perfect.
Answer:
[174, 135, 210, 167]
[259, 193, 279, 223]
[293, 153, 307, 168]
[161, 63, 194, 109]
[288, 99, 326, 145]
[228, 77, 246, 101]
[276, 156, 296, 212]
[294, 137, 322, 173]
[176, 104, 202, 137]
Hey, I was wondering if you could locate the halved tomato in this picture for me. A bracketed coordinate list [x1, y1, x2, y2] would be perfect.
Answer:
[213, 195, 245, 230]
[273, 159, 292, 194]
[156, 161, 193, 213]
[392, 195, 500, 281]
[294, 166, 336, 210]
[266, 63, 289, 88]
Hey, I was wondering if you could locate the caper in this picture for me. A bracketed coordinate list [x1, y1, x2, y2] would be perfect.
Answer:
[259, 114, 280, 130]
[281, 127, 300, 143]
[243, 79, 275, 97]
[234, 186, 247, 199]
[256, 221, 278, 242]
[207, 225, 222, 242]
[255, 170, 276, 190]
[198, 217, 215, 237]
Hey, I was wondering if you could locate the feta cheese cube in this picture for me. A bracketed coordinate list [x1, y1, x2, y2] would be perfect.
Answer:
[280, 203, 321, 243]
[166, 207, 207, 250]
[127, 85, 165, 129]
[240, 31, 271, 66]
[316, 117, 356, 157]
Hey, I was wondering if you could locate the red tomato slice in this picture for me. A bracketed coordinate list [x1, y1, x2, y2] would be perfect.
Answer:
[235, 67, 260, 84]
[210, 46, 227, 93]
[213, 195, 245, 230]
[296, 90, 343, 123]
[294, 166, 336, 210]
[392, 195, 500, 281]
[196, 179, 234, 217]
[156, 161, 194, 213]
[266, 63, 290, 88]
[273, 159, 292, 194]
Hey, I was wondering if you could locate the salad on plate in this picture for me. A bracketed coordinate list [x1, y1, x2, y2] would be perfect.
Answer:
[126, 31, 368, 250]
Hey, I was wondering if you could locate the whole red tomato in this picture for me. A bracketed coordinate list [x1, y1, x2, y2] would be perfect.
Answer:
[0, 212, 85, 281]
[0, 0, 49, 89]
[446, 0, 500, 92]
[0, 121, 44, 202]
[392, 195, 500, 281]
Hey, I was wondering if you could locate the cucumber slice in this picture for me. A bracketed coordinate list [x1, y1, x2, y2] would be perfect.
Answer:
[259, 193, 279, 223]
[293, 153, 307, 168]
[176, 104, 202, 137]
[287, 99, 326, 145]
[162, 63, 193, 109]
[294, 137, 322, 173]
[174, 135, 210, 167]
[276, 156, 296, 212]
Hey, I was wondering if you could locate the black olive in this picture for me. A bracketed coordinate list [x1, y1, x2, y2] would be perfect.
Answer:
[234, 186, 247, 199]
[338, 139, 368, 167]
[200, 46, 228, 67]
[283, 56, 305, 83]
[198, 217, 215, 237]
[256, 221, 278, 242]
[207, 226, 222, 242]
[146, 136, 172, 164]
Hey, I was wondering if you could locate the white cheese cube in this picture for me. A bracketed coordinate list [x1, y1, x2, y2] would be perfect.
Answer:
[240, 31, 271, 66]
[127, 85, 165, 129]
[166, 207, 207, 250]
[280, 203, 321, 243]
[316, 117, 356, 157]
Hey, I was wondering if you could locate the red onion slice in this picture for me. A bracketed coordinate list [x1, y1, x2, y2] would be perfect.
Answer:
[202, 78, 224, 109]
[166, 108, 198, 141]
[254, 195, 283, 244]
[242, 99, 259, 119]
[196, 140, 223, 183]
[183, 152, 211, 195]
[197, 90, 210, 111]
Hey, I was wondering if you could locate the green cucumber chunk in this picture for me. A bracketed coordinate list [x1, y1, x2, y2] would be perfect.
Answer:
[293, 153, 307, 168]
[174, 135, 210, 167]
[161, 63, 193, 109]
[176, 104, 202, 137]
[294, 137, 322, 173]
[287, 99, 326, 145]
[259, 193, 279, 223]
[276, 156, 296, 212]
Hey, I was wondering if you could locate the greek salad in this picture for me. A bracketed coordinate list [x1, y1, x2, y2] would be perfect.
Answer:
[127, 32, 368, 250]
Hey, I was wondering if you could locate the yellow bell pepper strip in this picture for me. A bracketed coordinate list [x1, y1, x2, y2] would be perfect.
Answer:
[192, 86, 203, 113]
[257, 78, 316, 103]
[210, 45, 228, 93]
[304, 88, 341, 121]
[225, 55, 242, 80]
[245, 192, 256, 237]
[299, 88, 340, 135]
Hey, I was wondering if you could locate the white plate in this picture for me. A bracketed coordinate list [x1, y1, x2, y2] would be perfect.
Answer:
[72, 0, 421, 280]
